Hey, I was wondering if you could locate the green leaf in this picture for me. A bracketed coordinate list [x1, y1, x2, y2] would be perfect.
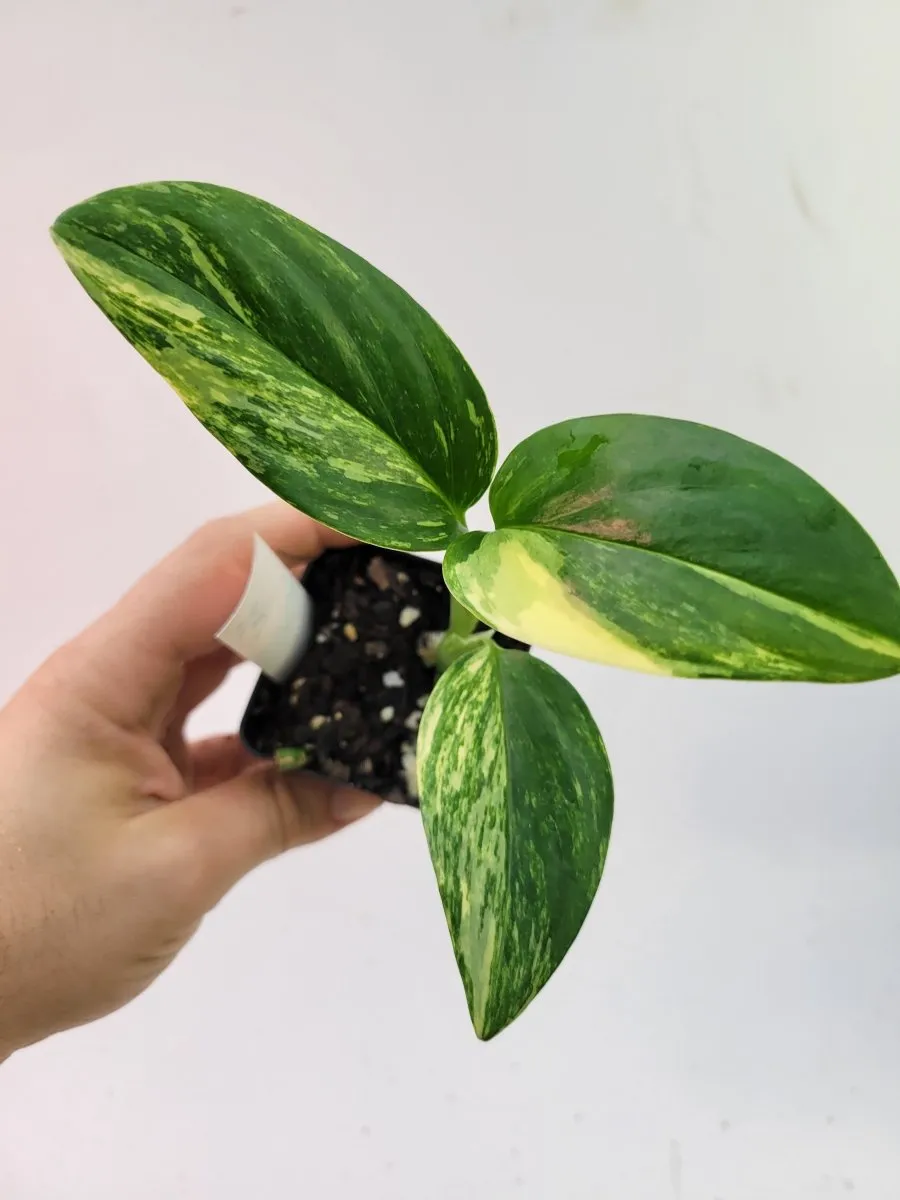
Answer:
[417, 641, 613, 1040]
[443, 415, 900, 681]
[51, 181, 497, 550]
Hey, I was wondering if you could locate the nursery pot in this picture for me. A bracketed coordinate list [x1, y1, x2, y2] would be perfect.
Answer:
[240, 544, 528, 807]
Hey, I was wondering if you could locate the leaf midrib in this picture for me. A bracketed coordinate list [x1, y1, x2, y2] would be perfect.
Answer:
[58, 219, 468, 525]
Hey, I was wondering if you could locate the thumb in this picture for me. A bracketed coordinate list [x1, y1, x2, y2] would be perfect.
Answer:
[144, 766, 380, 911]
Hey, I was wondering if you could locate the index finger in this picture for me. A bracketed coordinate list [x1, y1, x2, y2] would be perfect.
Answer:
[51, 503, 352, 731]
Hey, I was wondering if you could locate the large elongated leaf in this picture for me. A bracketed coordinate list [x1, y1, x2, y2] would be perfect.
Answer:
[417, 641, 613, 1040]
[443, 416, 900, 680]
[52, 182, 497, 550]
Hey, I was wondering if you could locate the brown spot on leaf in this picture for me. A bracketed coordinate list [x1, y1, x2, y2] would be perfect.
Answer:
[559, 516, 651, 545]
[539, 485, 613, 524]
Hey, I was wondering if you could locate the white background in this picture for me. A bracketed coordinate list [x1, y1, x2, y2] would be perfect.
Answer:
[2, 1, 900, 1197]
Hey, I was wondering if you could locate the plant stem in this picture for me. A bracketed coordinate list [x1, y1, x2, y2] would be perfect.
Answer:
[436, 595, 491, 674]
[449, 593, 479, 638]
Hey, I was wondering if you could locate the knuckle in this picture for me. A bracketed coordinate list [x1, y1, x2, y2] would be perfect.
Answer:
[185, 515, 233, 556]
[183, 516, 256, 594]
[143, 822, 212, 913]
[261, 771, 302, 855]
[260, 770, 333, 855]
[33, 637, 82, 688]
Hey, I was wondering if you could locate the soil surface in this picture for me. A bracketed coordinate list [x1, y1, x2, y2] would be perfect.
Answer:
[241, 544, 527, 806]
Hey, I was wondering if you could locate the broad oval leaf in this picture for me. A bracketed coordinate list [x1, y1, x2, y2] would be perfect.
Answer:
[443, 415, 900, 681]
[417, 641, 613, 1040]
[52, 181, 497, 550]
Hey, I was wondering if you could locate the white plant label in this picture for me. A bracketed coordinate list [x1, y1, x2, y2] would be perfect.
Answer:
[215, 533, 314, 681]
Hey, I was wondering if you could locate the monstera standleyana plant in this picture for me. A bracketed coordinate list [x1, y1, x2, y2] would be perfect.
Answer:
[51, 182, 900, 1040]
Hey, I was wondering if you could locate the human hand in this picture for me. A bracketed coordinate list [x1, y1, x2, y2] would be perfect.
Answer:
[0, 504, 380, 1061]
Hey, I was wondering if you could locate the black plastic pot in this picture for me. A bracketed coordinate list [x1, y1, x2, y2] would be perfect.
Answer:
[240, 544, 527, 806]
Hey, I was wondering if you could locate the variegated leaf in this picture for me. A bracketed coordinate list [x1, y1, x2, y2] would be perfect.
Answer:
[52, 182, 496, 550]
[417, 641, 613, 1040]
[443, 416, 900, 681]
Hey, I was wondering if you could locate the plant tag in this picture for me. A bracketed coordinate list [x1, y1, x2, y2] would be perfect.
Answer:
[215, 533, 314, 681]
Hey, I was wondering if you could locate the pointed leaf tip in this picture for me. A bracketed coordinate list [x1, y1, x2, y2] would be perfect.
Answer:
[417, 642, 613, 1038]
[51, 181, 497, 550]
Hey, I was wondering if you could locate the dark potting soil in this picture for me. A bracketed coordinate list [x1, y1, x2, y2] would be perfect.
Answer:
[240, 544, 528, 807]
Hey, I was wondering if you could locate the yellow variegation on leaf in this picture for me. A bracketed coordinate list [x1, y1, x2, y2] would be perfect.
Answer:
[52, 181, 497, 550]
[417, 641, 613, 1040]
[49, 181, 900, 1045]
[444, 416, 900, 681]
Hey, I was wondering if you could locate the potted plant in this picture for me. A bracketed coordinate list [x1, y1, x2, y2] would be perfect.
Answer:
[51, 182, 900, 1040]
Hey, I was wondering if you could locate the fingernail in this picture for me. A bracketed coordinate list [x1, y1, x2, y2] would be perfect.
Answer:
[330, 789, 381, 824]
